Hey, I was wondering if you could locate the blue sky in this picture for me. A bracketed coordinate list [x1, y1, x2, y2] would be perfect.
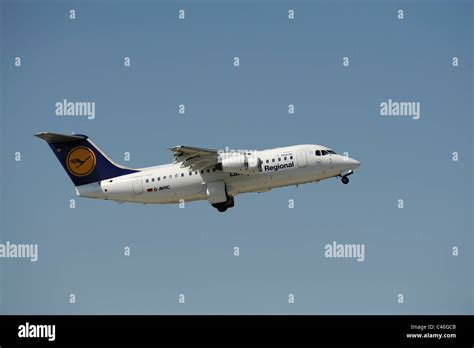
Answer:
[0, 0, 472, 314]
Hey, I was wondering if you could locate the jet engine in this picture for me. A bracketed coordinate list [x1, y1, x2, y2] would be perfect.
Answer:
[220, 154, 262, 174]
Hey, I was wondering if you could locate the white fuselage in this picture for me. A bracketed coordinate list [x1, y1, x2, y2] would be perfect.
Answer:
[75, 144, 360, 204]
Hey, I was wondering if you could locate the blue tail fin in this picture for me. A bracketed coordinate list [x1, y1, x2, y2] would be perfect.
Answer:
[35, 132, 139, 186]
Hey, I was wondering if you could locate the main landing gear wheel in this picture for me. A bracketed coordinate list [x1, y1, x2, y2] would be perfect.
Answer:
[212, 195, 235, 212]
[341, 176, 349, 185]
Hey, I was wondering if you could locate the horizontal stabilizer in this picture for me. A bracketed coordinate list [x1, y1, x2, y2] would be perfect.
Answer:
[34, 132, 87, 144]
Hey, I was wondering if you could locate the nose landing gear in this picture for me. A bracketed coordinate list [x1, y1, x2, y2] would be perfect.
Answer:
[339, 168, 354, 185]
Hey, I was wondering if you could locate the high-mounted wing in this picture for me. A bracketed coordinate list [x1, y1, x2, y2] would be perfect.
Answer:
[169, 145, 219, 171]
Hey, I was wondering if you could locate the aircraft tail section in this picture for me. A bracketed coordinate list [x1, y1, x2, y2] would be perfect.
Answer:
[35, 132, 139, 186]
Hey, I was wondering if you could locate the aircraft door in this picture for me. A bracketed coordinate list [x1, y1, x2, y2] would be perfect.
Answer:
[296, 150, 308, 167]
[132, 177, 143, 194]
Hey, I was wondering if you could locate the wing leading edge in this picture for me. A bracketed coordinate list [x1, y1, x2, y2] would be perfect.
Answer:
[169, 145, 219, 171]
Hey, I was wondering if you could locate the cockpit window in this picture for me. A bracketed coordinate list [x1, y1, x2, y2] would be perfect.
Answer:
[316, 150, 321, 156]
[327, 150, 337, 154]
[321, 150, 328, 156]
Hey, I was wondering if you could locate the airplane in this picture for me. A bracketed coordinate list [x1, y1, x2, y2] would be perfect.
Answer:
[35, 132, 361, 212]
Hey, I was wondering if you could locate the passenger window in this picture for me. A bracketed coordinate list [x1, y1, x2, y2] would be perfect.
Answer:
[169, 175, 172, 179]
[278, 158, 281, 161]
[316, 150, 321, 156]
[158, 177, 160, 181]
[207, 169, 210, 173]
[284, 157, 287, 160]
[272, 159, 275, 162]
[146, 179, 149, 183]
[189, 172, 192, 176]
[212, 168, 216, 172]
[266, 159, 269, 163]
[181, 173, 184, 177]
[175, 174, 178, 178]
[201, 170, 204, 174]
[195, 171, 198, 175]
[290, 156, 293, 160]
[152, 178, 155, 182]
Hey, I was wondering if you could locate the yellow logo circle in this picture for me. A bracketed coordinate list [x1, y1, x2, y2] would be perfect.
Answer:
[66, 146, 96, 177]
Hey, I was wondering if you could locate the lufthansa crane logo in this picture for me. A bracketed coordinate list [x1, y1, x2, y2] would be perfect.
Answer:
[66, 146, 96, 177]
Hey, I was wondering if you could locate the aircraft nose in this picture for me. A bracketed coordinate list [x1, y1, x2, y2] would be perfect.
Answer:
[348, 158, 361, 169]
